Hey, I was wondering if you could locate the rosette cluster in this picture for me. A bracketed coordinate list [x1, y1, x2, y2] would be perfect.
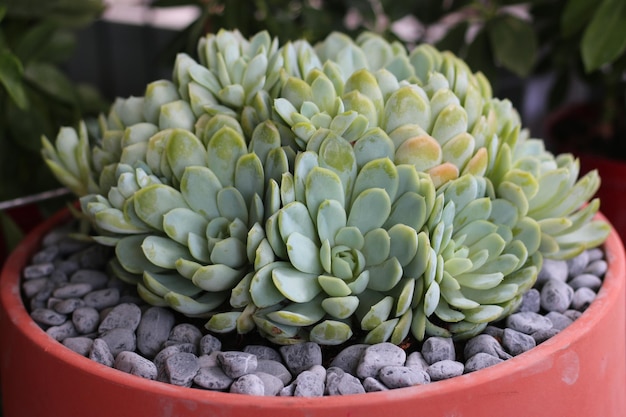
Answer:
[42, 29, 610, 346]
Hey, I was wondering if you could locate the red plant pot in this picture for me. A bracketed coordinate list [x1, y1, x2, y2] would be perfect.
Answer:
[1, 209, 625, 417]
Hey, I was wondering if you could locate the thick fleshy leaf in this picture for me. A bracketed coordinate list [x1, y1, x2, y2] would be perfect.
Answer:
[206, 312, 241, 333]
[143, 271, 202, 297]
[309, 320, 353, 345]
[163, 208, 208, 245]
[348, 188, 391, 234]
[366, 257, 403, 292]
[217, 187, 248, 224]
[286, 232, 323, 274]
[383, 86, 431, 132]
[322, 296, 359, 319]
[360, 295, 394, 330]
[353, 128, 395, 168]
[388, 224, 418, 266]
[455, 272, 504, 290]
[267, 299, 326, 326]
[390, 310, 413, 345]
[192, 264, 247, 291]
[430, 104, 468, 146]
[385, 192, 428, 231]
[134, 184, 188, 231]
[235, 153, 264, 204]
[318, 275, 352, 297]
[318, 133, 356, 195]
[305, 167, 345, 219]
[463, 305, 504, 323]
[115, 235, 160, 274]
[316, 200, 347, 246]
[206, 126, 248, 187]
[278, 202, 317, 242]
[165, 291, 228, 316]
[394, 135, 442, 171]
[166, 129, 207, 182]
[352, 158, 399, 204]
[395, 278, 416, 316]
[142, 236, 192, 269]
[362, 228, 391, 266]
[272, 267, 322, 303]
[94, 208, 149, 234]
[210, 237, 248, 268]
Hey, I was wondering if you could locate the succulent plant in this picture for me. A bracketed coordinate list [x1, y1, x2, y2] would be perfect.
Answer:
[42, 29, 610, 346]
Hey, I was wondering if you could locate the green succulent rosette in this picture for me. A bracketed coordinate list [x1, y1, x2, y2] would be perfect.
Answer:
[41, 28, 610, 347]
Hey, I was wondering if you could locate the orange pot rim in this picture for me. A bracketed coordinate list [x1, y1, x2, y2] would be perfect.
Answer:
[1, 208, 624, 411]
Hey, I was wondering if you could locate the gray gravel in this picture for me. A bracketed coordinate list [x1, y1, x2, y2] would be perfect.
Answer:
[20, 222, 609, 396]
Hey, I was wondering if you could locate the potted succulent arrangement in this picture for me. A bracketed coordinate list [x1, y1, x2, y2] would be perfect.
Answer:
[1, 28, 625, 417]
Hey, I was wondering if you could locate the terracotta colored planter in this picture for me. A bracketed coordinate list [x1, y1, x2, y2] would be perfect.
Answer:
[1, 209, 625, 417]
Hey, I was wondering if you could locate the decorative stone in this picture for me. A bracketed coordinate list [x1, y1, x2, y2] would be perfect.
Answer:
[136, 306, 176, 357]
[378, 366, 430, 388]
[22, 278, 49, 299]
[31, 308, 67, 326]
[193, 366, 234, 390]
[293, 370, 324, 397]
[53, 283, 93, 299]
[23, 263, 54, 279]
[280, 342, 322, 375]
[566, 251, 589, 277]
[571, 287, 596, 311]
[83, 288, 120, 310]
[541, 279, 574, 313]
[217, 351, 258, 378]
[464, 334, 511, 360]
[405, 351, 429, 371]
[356, 343, 406, 379]
[253, 372, 285, 396]
[199, 334, 222, 355]
[545, 311, 574, 331]
[167, 323, 203, 346]
[532, 328, 560, 344]
[464, 353, 504, 373]
[536, 259, 567, 284]
[114, 351, 158, 380]
[229, 374, 265, 396]
[164, 352, 200, 387]
[89, 338, 114, 367]
[32, 246, 60, 264]
[243, 345, 282, 361]
[72, 306, 100, 334]
[46, 320, 78, 341]
[426, 360, 465, 381]
[584, 259, 608, 277]
[421, 337, 455, 364]
[98, 303, 142, 333]
[255, 359, 292, 385]
[62, 336, 94, 356]
[325, 367, 365, 395]
[516, 288, 541, 313]
[502, 328, 536, 356]
[506, 311, 554, 334]
[568, 273, 603, 291]
[53, 298, 85, 315]
[154, 343, 198, 371]
[329, 344, 368, 375]
[363, 376, 389, 392]
[99, 328, 137, 357]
